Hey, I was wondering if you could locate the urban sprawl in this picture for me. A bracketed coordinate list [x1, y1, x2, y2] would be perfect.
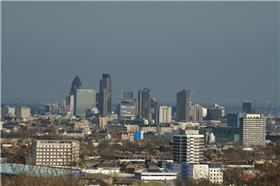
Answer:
[1, 74, 280, 186]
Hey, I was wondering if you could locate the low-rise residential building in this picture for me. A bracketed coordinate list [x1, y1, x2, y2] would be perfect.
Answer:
[135, 168, 177, 181]
[32, 140, 80, 167]
[188, 164, 209, 181]
[209, 164, 223, 184]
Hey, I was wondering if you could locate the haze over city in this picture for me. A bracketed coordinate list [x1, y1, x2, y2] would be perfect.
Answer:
[2, 1, 279, 105]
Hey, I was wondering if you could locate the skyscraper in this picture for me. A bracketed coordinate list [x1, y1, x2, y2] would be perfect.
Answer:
[119, 91, 137, 120]
[176, 89, 191, 121]
[240, 114, 266, 148]
[151, 97, 158, 124]
[242, 102, 252, 114]
[99, 74, 112, 116]
[74, 89, 96, 118]
[138, 88, 152, 121]
[173, 130, 204, 164]
[69, 76, 82, 96]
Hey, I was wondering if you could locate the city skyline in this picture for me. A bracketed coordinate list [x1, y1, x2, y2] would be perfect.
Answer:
[2, 1, 279, 105]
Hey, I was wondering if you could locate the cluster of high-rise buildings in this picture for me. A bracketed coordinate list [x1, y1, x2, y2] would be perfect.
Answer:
[60, 74, 208, 125]
[47, 74, 267, 150]
[64, 74, 112, 118]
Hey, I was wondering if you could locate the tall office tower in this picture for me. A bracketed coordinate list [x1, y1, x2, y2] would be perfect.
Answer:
[99, 74, 112, 116]
[189, 103, 204, 122]
[173, 130, 204, 164]
[15, 106, 31, 119]
[74, 89, 96, 118]
[69, 76, 82, 96]
[119, 91, 137, 120]
[240, 114, 266, 147]
[242, 101, 252, 114]
[159, 105, 172, 124]
[227, 112, 239, 127]
[137, 88, 152, 121]
[176, 89, 191, 121]
[151, 97, 158, 124]
[32, 140, 80, 167]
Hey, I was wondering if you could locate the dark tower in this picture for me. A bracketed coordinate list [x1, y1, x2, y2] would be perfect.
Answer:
[176, 89, 191, 121]
[70, 76, 82, 96]
[138, 88, 152, 121]
[99, 74, 112, 116]
[242, 102, 252, 114]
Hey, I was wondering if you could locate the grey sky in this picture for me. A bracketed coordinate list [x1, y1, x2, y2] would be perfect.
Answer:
[2, 1, 279, 105]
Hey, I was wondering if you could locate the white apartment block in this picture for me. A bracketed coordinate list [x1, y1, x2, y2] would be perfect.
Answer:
[173, 130, 204, 164]
[188, 164, 209, 181]
[240, 114, 266, 147]
[32, 140, 80, 167]
[159, 105, 172, 124]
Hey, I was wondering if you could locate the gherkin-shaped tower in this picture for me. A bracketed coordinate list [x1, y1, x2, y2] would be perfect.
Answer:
[70, 76, 82, 95]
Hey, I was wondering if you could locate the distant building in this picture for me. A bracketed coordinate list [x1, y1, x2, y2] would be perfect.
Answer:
[138, 88, 152, 121]
[189, 103, 204, 122]
[69, 76, 82, 96]
[176, 89, 190, 121]
[122, 91, 134, 101]
[119, 102, 137, 120]
[32, 140, 80, 167]
[206, 103, 225, 120]
[159, 105, 172, 124]
[151, 97, 158, 124]
[173, 130, 204, 164]
[15, 106, 31, 119]
[66, 95, 75, 115]
[242, 102, 252, 114]
[98, 116, 109, 129]
[135, 168, 177, 181]
[99, 73, 112, 116]
[207, 126, 240, 142]
[188, 164, 209, 181]
[209, 163, 223, 184]
[240, 114, 266, 147]
[227, 112, 239, 127]
[2, 106, 15, 118]
[74, 89, 96, 118]
[119, 91, 137, 120]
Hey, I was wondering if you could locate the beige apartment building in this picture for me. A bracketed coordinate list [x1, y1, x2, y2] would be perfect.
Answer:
[32, 140, 80, 167]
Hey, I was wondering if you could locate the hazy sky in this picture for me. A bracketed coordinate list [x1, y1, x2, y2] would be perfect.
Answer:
[2, 1, 279, 105]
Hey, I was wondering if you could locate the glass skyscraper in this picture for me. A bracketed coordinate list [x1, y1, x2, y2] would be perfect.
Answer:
[74, 89, 96, 118]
